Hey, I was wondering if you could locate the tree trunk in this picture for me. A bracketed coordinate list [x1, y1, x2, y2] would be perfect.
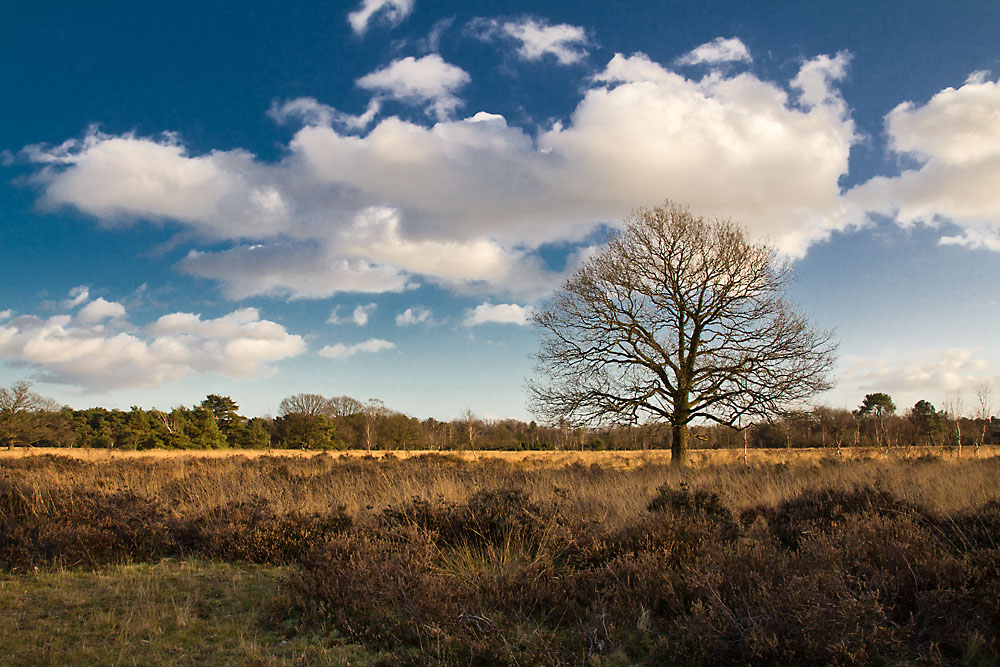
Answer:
[671, 422, 688, 466]
[671, 391, 690, 466]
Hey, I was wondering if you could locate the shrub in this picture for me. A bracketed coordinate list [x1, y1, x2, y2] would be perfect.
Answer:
[0, 481, 176, 569]
[181, 498, 351, 564]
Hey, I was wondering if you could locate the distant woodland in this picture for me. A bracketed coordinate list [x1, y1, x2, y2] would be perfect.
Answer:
[1, 382, 996, 452]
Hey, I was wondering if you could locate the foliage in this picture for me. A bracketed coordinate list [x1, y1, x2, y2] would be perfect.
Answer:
[0, 382, 997, 453]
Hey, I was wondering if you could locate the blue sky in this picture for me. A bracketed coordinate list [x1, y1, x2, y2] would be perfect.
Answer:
[1, 0, 999, 420]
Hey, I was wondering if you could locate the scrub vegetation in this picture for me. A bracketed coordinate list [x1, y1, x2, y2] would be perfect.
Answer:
[2, 453, 999, 664]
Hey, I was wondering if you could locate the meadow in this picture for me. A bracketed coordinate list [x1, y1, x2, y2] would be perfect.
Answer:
[2, 450, 999, 665]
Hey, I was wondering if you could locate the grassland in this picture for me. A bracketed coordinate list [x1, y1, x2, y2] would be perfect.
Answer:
[2, 450, 999, 664]
[0, 559, 380, 666]
[3, 444, 996, 467]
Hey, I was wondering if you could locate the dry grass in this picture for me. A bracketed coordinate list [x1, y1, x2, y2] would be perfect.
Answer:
[3, 444, 996, 468]
[3, 453, 999, 664]
[3, 449, 1000, 531]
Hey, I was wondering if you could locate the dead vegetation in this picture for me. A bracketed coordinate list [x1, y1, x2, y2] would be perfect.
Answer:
[1, 453, 999, 664]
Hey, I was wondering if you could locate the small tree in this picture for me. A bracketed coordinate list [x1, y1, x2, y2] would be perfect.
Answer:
[530, 202, 836, 465]
[363, 399, 386, 451]
[857, 393, 896, 450]
[942, 390, 965, 458]
[974, 382, 993, 457]
[908, 400, 940, 447]
[460, 408, 479, 453]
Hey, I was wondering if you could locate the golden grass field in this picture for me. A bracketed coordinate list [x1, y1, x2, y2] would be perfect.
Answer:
[2, 444, 997, 468]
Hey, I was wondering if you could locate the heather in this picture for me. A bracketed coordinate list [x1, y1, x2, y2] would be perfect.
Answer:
[2, 453, 998, 664]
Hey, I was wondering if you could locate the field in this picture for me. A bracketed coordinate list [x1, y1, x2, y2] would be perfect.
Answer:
[2, 450, 999, 665]
[4, 444, 997, 466]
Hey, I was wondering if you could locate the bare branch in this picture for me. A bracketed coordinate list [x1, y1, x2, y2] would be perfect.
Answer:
[530, 201, 836, 465]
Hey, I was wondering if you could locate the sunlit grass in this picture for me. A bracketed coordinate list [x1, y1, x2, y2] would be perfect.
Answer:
[0, 559, 378, 666]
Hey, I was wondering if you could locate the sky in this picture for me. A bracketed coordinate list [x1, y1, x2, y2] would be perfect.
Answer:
[1, 0, 999, 421]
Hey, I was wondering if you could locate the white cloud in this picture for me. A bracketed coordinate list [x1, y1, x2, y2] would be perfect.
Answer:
[0, 310, 12, 321]
[178, 206, 554, 300]
[841, 348, 992, 406]
[268, 97, 381, 131]
[180, 241, 414, 300]
[352, 303, 377, 326]
[463, 302, 532, 327]
[356, 54, 470, 120]
[347, 0, 413, 35]
[319, 338, 396, 359]
[65, 285, 90, 308]
[472, 17, 589, 65]
[0, 305, 305, 390]
[547, 51, 858, 255]
[792, 52, 851, 111]
[25, 46, 863, 300]
[25, 128, 289, 241]
[77, 297, 127, 323]
[677, 37, 752, 66]
[849, 73, 1000, 250]
[396, 305, 433, 326]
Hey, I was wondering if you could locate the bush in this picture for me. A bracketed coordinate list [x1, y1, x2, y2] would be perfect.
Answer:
[181, 498, 352, 564]
[0, 480, 176, 569]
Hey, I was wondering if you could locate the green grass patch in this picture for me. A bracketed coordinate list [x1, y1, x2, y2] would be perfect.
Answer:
[0, 558, 379, 666]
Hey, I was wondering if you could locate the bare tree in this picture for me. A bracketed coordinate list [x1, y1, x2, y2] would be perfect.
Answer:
[363, 398, 386, 451]
[460, 409, 474, 450]
[974, 381, 993, 457]
[943, 390, 965, 458]
[278, 393, 334, 417]
[328, 395, 365, 417]
[530, 202, 835, 465]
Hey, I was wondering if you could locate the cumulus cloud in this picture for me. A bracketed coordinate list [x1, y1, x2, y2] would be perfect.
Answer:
[792, 52, 851, 111]
[180, 241, 415, 300]
[347, 0, 413, 35]
[24, 128, 289, 241]
[352, 303, 377, 326]
[327, 305, 377, 325]
[841, 348, 992, 404]
[77, 297, 127, 323]
[849, 73, 1000, 250]
[357, 54, 470, 119]
[319, 338, 396, 359]
[24, 45, 864, 301]
[178, 206, 553, 300]
[471, 17, 589, 65]
[463, 302, 533, 327]
[677, 37, 752, 66]
[395, 305, 433, 326]
[0, 301, 305, 390]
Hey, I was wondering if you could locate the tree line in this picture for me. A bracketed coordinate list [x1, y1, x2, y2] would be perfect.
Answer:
[1, 381, 995, 453]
